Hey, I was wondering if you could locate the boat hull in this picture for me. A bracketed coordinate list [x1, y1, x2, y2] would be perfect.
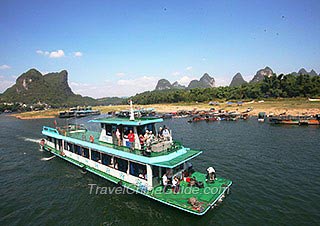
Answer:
[41, 144, 232, 216]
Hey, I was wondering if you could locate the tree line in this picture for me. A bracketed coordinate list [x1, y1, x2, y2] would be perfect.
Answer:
[131, 74, 320, 104]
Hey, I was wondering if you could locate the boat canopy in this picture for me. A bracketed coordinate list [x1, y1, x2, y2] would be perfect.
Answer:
[89, 117, 163, 126]
[152, 149, 202, 168]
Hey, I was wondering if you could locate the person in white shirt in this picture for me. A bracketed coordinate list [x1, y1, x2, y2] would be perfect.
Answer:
[162, 127, 170, 140]
[162, 173, 170, 192]
[116, 128, 121, 146]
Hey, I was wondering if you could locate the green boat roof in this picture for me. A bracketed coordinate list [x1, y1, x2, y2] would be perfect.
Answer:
[153, 149, 202, 168]
[90, 117, 163, 126]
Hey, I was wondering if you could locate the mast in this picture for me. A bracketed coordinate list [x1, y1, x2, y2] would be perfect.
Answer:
[129, 99, 135, 121]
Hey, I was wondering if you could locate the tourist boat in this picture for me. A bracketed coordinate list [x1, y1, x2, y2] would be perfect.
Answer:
[59, 106, 101, 118]
[40, 103, 232, 215]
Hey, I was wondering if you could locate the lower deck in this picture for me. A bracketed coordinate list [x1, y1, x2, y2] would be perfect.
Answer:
[42, 144, 232, 215]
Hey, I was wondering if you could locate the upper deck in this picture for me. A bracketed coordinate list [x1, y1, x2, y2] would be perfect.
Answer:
[90, 117, 163, 126]
[42, 124, 202, 168]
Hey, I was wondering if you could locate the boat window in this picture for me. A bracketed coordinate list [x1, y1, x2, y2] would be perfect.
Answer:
[114, 157, 128, 173]
[152, 165, 160, 178]
[101, 153, 112, 167]
[129, 161, 147, 180]
[91, 149, 101, 162]
[82, 147, 89, 158]
[53, 138, 57, 148]
[74, 145, 81, 155]
[106, 125, 112, 136]
[68, 143, 74, 152]
[63, 141, 68, 151]
[123, 126, 134, 137]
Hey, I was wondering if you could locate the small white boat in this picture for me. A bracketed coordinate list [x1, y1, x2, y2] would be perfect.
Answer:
[308, 98, 320, 102]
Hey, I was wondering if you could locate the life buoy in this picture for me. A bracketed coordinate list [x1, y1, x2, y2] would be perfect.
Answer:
[89, 135, 94, 143]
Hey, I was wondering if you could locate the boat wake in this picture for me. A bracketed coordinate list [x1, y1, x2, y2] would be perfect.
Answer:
[20, 137, 41, 144]
[41, 156, 56, 161]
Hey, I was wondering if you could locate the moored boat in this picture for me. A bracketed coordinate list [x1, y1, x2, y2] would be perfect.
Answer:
[308, 98, 320, 102]
[269, 116, 300, 124]
[258, 112, 265, 122]
[59, 106, 101, 118]
[269, 114, 320, 125]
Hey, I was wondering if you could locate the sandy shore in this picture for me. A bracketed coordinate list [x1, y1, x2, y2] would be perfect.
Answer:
[10, 99, 320, 120]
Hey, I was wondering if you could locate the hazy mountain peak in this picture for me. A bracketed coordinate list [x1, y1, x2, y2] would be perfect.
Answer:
[230, 72, 247, 87]
[298, 68, 308, 75]
[250, 66, 274, 83]
[309, 69, 318, 77]
[155, 79, 172, 90]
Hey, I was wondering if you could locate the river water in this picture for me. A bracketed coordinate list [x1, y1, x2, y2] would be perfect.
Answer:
[0, 114, 319, 225]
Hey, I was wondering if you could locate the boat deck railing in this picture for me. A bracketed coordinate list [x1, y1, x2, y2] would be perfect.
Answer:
[59, 128, 183, 157]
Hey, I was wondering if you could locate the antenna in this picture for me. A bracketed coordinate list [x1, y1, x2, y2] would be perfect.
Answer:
[129, 99, 135, 121]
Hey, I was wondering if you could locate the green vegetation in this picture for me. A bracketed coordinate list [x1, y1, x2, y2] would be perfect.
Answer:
[0, 69, 97, 107]
[132, 74, 320, 104]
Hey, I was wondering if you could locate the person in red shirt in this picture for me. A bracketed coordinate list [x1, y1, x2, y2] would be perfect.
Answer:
[128, 130, 135, 151]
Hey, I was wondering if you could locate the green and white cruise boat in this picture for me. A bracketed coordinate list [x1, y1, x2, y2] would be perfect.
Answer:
[40, 105, 232, 215]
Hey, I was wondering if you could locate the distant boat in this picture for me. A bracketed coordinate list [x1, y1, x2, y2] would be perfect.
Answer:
[269, 115, 320, 125]
[59, 106, 100, 118]
[269, 116, 299, 125]
[308, 98, 320, 102]
[258, 112, 265, 122]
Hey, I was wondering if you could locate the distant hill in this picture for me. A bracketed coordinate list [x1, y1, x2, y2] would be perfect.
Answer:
[0, 69, 97, 107]
[229, 73, 247, 87]
[291, 68, 318, 77]
[172, 81, 186, 89]
[250, 66, 274, 83]
[155, 73, 215, 90]
[155, 79, 174, 90]
[188, 73, 215, 89]
[96, 97, 126, 105]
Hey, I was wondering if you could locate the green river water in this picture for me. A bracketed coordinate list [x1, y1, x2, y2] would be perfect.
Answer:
[0, 114, 319, 225]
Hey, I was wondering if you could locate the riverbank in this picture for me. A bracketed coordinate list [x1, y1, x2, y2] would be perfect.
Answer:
[10, 98, 320, 119]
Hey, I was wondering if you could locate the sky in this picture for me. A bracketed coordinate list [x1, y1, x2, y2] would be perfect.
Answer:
[1, 0, 320, 98]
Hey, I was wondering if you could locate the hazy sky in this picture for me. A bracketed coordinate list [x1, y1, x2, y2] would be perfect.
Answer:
[1, 0, 320, 97]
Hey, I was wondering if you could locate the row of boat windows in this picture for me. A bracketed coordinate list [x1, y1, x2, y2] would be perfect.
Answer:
[46, 137, 147, 179]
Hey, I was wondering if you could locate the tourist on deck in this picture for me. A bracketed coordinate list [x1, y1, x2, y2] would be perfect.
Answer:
[139, 134, 145, 150]
[158, 127, 163, 139]
[166, 169, 173, 184]
[148, 131, 155, 142]
[162, 127, 170, 141]
[172, 177, 180, 194]
[144, 130, 151, 146]
[116, 128, 121, 146]
[162, 173, 171, 192]
[114, 159, 118, 169]
[144, 130, 149, 140]
[128, 130, 135, 151]
[206, 167, 216, 183]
